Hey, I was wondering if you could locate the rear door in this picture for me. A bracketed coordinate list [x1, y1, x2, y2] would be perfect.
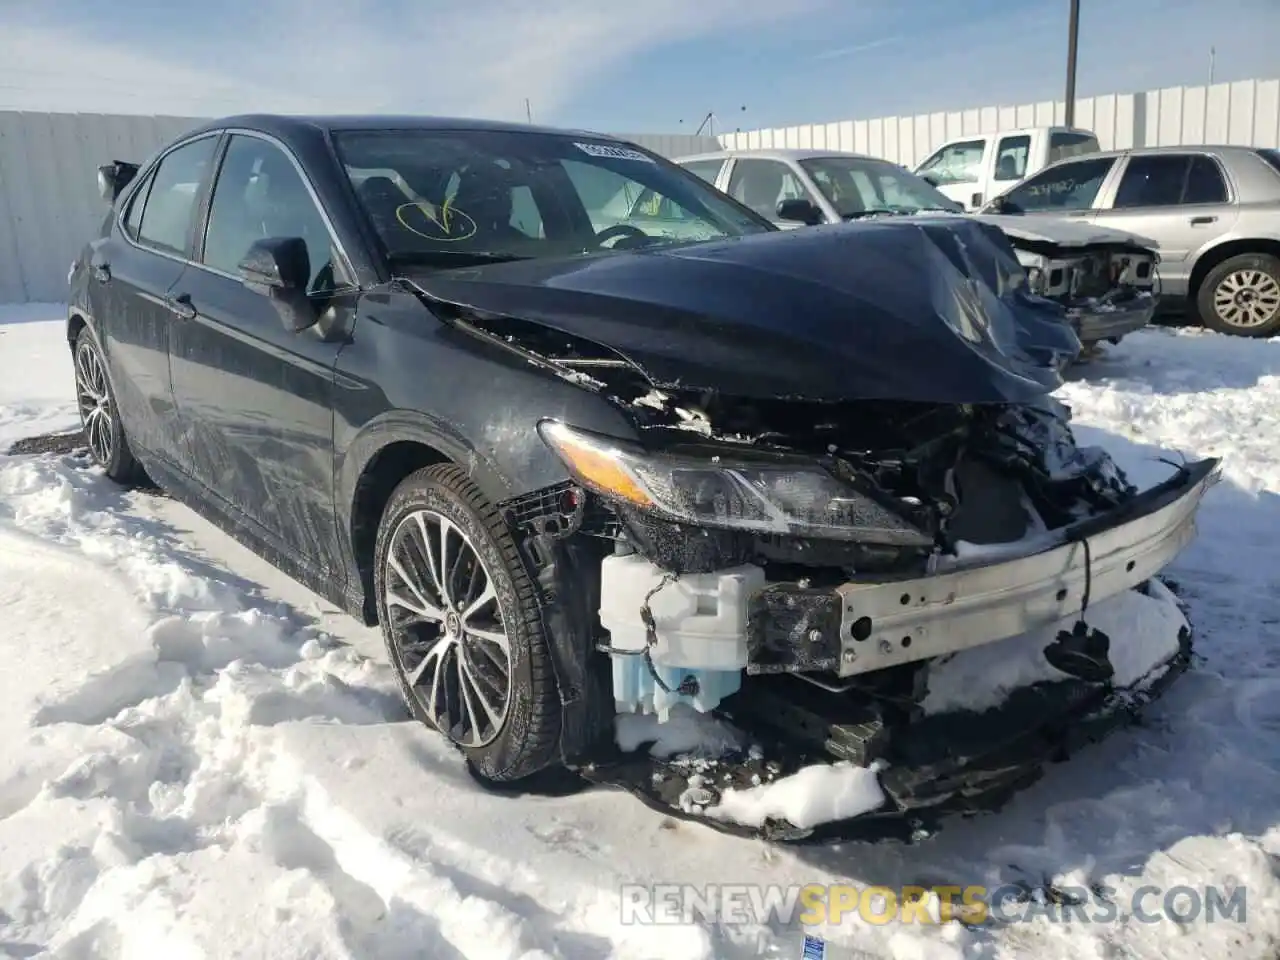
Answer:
[90, 133, 220, 464]
[1091, 152, 1237, 296]
[167, 131, 358, 577]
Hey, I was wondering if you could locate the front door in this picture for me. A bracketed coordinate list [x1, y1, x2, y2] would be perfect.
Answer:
[168, 132, 357, 578]
[91, 134, 221, 463]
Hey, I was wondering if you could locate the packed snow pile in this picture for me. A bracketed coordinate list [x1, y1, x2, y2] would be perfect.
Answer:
[2, 305, 1280, 959]
[706, 761, 887, 830]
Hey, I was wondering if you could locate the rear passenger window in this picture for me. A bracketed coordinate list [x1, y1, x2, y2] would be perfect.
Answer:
[1113, 155, 1187, 208]
[136, 136, 218, 256]
[1184, 155, 1228, 204]
[1113, 154, 1228, 208]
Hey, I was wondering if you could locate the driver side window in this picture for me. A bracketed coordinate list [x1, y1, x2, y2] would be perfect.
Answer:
[202, 134, 344, 293]
[726, 159, 812, 221]
[998, 157, 1116, 213]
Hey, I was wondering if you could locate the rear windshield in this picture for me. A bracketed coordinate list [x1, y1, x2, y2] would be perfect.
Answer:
[332, 129, 771, 266]
[1048, 132, 1100, 164]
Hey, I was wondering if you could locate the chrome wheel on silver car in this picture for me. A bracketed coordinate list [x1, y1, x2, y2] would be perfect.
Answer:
[372, 463, 560, 781]
[1199, 252, 1280, 338]
[383, 508, 512, 747]
[1212, 269, 1280, 330]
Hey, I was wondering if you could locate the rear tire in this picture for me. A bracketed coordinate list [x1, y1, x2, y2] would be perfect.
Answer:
[1196, 252, 1280, 337]
[73, 328, 144, 483]
[372, 463, 560, 782]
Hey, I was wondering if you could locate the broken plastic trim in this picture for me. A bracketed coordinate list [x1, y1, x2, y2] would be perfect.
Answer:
[407, 280, 642, 393]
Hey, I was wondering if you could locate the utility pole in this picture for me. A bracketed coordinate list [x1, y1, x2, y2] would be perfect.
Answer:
[525, 98, 532, 123]
[1209, 46, 1216, 84]
[1064, 0, 1080, 127]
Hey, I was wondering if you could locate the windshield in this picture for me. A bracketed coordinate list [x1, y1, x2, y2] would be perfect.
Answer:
[799, 156, 963, 219]
[333, 129, 772, 265]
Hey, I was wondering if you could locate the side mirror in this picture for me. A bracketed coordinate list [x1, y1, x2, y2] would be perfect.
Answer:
[238, 237, 317, 332]
[776, 198, 826, 226]
[97, 161, 139, 204]
[983, 195, 1009, 214]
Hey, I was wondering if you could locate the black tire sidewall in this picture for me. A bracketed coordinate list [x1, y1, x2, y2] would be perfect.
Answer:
[74, 328, 138, 481]
[1198, 253, 1280, 337]
[372, 466, 554, 781]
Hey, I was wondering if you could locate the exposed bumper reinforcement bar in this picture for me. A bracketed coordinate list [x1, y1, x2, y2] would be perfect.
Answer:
[812, 457, 1218, 678]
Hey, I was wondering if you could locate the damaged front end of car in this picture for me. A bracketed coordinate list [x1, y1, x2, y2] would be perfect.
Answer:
[407, 219, 1214, 841]
[1001, 229, 1160, 352]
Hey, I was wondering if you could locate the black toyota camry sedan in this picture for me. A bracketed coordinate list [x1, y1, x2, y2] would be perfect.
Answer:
[67, 114, 1215, 837]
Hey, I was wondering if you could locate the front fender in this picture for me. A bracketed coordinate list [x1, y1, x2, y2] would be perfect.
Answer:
[337, 407, 515, 519]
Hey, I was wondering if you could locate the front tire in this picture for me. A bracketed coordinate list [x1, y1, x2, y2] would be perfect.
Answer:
[373, 464, 560, 782]
[1196, 253, 1280, 337]
[73, 327, 143, 483]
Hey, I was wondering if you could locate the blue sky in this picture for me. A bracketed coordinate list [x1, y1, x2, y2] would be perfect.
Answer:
[1, 0, 1277, 133]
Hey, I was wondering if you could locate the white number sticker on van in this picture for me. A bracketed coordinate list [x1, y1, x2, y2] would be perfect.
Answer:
[573, 142, 655, 163]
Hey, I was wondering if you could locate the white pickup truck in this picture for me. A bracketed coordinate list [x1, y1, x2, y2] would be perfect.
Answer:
[914, 126, 1100, 211]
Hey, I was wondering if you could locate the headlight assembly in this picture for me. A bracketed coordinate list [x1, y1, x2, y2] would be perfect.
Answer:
[537, 420, 931, 546]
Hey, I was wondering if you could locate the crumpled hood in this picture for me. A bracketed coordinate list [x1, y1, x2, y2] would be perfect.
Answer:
[405, 217, 1082, 405]
[966, 213, 1159, 250]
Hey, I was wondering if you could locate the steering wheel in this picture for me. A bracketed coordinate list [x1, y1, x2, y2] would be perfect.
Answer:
[593, 224, 650, 248]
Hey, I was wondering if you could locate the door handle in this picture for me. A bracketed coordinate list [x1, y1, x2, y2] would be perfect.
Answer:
[165, 293, 196, 320]
[971, 192, 983, 208]
[1189, 215, 1217, 225]
[93, 264, 111, 283]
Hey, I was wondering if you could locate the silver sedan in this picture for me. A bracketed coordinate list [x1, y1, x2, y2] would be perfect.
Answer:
[984, 145, 1280, 337]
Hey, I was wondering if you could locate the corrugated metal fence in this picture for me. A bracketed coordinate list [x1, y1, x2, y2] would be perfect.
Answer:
[719, 77, 1280, 167]
[6, 81, 1279, 304]
[0, 112, 205, 304]
[0, 112, 717, 304]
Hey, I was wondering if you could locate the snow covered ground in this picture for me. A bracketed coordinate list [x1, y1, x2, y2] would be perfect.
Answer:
[2, 303, 1279, 959]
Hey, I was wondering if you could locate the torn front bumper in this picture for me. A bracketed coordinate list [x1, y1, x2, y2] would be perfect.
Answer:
[1066, 290, 1157, 345]
[748, 458, 1217, 679]
[582, 579, 1194, 844]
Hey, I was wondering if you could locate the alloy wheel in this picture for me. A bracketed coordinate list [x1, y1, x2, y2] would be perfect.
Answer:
[74, 339, 114, 466]
[383, 509, 513, 748]
[1213, 269, 1280, 329]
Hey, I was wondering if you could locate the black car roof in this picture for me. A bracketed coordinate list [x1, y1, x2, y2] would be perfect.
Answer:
[184, 113, 615, 142]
